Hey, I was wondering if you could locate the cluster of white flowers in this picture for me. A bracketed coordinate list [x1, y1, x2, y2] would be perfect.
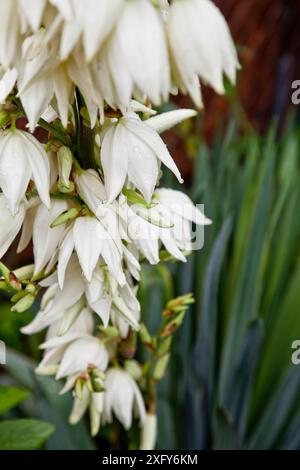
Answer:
[0, 0, 238, 446]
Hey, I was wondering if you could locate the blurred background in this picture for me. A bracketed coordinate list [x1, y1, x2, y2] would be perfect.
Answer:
[1, 0, 300, 450]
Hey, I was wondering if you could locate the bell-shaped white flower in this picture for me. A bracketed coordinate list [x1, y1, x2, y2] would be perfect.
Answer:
[0, 129, 50, 214]
[56, 336, 108, 379]
[18, 33, 73, 130]
[35, 307, 94, 375]
[92, 0, 170, 111]
[100, 113, 183, 203]
[57, 0, 123, 61]
[57, 211, 125, 286]
[167, 0, 240, 107]
[103, 368, 146, 430]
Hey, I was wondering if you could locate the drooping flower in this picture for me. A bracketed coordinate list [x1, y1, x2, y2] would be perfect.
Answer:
[100, 112, 183, 203]
[0, 129, 50, 213]
[167, 0, 240, 107]
[91, 0, 170, 111]
[103, 368, 146, 430]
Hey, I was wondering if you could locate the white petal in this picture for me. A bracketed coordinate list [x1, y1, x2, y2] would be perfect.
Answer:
[83, 0, 123, 61]
[124, 117, 183, 184]
[127, 131, 159, 202]
[18, 0, 46, 31]
[20, 75, 54, 132]
[17, 202, 38, 253]
[146, 109, 197, 134]
[69, 388, 90, 424]
[73, 217, 103, 282]
[0, 195, 25, 258]
[33, 200, 68, 275]
[101, 124, 128, 202]
[56, 337, 108, 379]
[0, 131, 31, 214]
[0, 68, 17, 103]
[20, 131, 51, 208]
[57, 229, 74, 289]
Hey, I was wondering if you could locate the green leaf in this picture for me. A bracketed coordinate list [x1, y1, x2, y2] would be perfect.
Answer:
[219, 319, 264, 447]
[0, 419, 54, 450]
[219, 129, 275, 402]
[246, 366, 300, 449]
[0, 386, 29, 415]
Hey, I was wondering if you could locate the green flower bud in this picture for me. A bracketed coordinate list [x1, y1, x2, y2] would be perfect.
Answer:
[11, 293, 35, 313]
[57, 146, 73, 191]
[50, 207, 80, 228]
[153, 354, 170, 382]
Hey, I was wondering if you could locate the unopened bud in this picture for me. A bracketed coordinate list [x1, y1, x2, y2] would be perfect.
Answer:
[139, 323, 152, 345]
[57, 146, 74, 192]
[153, 353, 170, 381]
[157, 337, 172, 356]
[11, 293, 35, 313]
[75, 378, 85, 400]
[13, 265, 34, 281]
[124, 360, 142, 380]
[50, 207, 80, 228]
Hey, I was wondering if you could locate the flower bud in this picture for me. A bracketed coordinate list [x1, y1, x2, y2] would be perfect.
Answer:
[140, 413, 157, 450]
[57, 146, 74, 192]
[11, 293, 35, 313]
[50, 207, 80, 228]
[153, 353, 170, 381]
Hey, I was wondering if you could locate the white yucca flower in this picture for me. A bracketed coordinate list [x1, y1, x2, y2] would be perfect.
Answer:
[103, 368, 146, 430]
[55, 336, 108, 380]
[69, 385, 104, 436]
[100, 112, 183, 203]
[0, 129, 50, 214]
[35, 307, 94, 375]
[167, 0, 240, 107]
[17, 32, 73, 131]
[57, 214, 125, 285]
[118, 188, 211, 264]
[92, 0, 170, 111]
